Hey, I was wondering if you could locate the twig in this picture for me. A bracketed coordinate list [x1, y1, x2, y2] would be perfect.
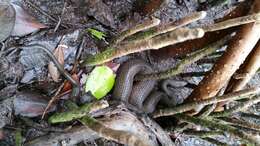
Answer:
[239, 112, 260, 120]
[202, 137, 229, 146]
[136, 35, 231, 80]
[179, 71, 207, 77]
[183, 130, 224, 138]
[127, 11, 206, 42]
[196, 104, 217, 117]
[153, 86, 260, 118]
[203, 12, 260, 32]
[174, 114, 260, 145]
[41, 82, 65, 119]
[210, 95, 260, 117]
[21, 44, 80, 97]
[111, 17, 160, 46]
[218, 117, 260, 132]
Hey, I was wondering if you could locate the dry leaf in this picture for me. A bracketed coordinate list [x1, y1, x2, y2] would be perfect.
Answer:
[14, 92, 56, 117]
[48, 45, 66, 82]
[0, 2, 15, 41]
[11, 4, 46, 36]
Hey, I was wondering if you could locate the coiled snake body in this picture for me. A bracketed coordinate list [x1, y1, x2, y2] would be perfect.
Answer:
[112, 59, 165, 113]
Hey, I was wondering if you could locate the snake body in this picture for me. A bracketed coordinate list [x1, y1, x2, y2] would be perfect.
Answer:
[112, 59, 165, 113]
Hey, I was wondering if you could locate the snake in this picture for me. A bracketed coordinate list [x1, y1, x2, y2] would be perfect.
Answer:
[112, 59, 166, 113]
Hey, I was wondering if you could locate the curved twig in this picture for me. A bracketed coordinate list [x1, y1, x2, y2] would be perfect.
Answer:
[21, 44, 80, 97]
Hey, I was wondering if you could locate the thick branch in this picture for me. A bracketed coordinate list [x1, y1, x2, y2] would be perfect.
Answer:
[226, 41, 260, 92]
[83, 28, 204, 66]
[187, 0, 260, 102]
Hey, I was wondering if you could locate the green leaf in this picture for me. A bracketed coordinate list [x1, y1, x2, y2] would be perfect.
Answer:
[87, 28, 106, 40]
[85, 66, 115, 99]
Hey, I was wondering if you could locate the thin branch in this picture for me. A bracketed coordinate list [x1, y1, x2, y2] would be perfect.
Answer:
[183, 130, 224, 138]
[202, 137, 229, 146]
[127, 11, 206, 42]
[175, 114, 260, 145]
[111, 17, 160, 46]
[219, 117, 260, 132]
[210, 95, 260, 117]
[135, 35, 231, 80]
[203, 12, 260, 32]
[153, 86, 260, 118]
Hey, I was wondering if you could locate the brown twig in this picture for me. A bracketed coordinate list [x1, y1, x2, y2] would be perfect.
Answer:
[41, 82, 65, 119]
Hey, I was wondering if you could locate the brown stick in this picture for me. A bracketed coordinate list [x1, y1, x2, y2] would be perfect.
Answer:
[186, 0, 260, 102]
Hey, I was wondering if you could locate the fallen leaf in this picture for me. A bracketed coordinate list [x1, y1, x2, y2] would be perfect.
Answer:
[48, 45, 66, 82]
[11, 4, 46, 36]
[62, 73, 79, 93]
[14, 92, 56, 117]
[0, 2, 15, 41]
[0, 129, 4, 140]
[85, 66, 115, 99]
